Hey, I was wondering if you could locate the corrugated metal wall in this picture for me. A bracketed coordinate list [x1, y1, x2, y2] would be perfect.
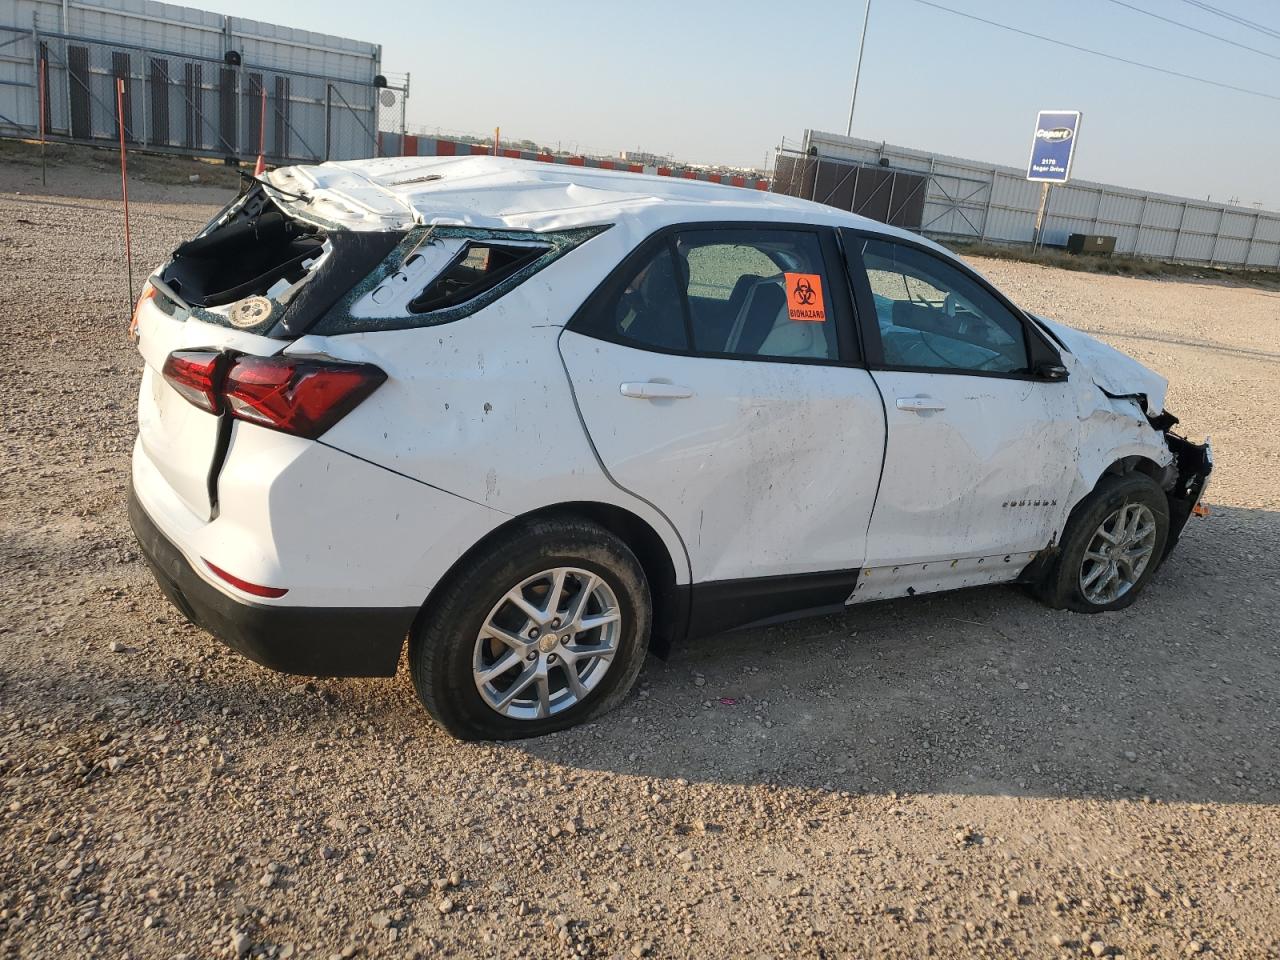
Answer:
[803, 130, 1280, 269]
[0, 0, 390, 160]
[5, 0, 379, 78]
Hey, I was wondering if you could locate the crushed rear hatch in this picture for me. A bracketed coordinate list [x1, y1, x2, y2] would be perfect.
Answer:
[135, 181, 406, 520]
[157, 182, 407, 339]
[135, 169, 604, 523]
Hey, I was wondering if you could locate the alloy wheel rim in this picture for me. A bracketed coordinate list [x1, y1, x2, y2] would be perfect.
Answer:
[472, 567, 622, 720]
[1079, 502, 1157, 605]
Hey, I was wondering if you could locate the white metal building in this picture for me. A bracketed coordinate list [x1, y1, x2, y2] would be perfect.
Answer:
[1, 0, 397, 162]
[798, 130, 1280, 270]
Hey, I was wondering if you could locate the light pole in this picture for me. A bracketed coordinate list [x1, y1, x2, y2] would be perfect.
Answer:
[845, 0, 872, 137]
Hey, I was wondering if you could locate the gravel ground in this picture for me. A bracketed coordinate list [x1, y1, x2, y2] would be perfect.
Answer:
[1, 153, 1278, 960]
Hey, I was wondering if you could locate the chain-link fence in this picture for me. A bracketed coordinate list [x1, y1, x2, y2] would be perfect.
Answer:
[1, 24, 406, 165]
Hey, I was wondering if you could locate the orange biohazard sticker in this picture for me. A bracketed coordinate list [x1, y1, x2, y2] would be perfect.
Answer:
[784, 272, 826, 322]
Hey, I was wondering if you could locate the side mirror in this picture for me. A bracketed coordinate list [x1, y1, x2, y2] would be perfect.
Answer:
[1036, 362, 1069, 382]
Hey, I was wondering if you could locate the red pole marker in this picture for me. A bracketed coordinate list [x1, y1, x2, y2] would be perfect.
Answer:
[38, 58, 47, 187]
[117, 77, 135, 325]
[254, 83, 267, 177]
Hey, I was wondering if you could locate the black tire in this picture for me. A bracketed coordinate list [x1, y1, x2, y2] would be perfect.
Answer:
[1034, 472, 1170, 613]
[410, 517, 651, 740]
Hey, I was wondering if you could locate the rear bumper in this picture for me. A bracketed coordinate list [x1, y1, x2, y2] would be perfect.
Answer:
[128, 482, 415, 677]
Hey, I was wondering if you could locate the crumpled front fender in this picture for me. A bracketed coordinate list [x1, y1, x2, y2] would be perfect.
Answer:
[1162, 432, 1213, 556]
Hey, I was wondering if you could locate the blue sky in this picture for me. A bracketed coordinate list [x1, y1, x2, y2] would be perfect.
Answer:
[211, 0, 1280, 208]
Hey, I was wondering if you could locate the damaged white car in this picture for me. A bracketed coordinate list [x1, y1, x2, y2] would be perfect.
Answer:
[128, 156, 1211, 739]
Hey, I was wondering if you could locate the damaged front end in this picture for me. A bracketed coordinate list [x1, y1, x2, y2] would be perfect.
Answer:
[1031, 312, 1213, 556]
[1153, 414, 1213, 555]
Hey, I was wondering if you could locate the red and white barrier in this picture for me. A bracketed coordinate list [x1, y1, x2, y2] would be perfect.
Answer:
[377, 134, 769, 191]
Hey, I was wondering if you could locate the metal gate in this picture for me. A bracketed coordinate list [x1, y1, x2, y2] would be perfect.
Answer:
[773, 148, 994, 239]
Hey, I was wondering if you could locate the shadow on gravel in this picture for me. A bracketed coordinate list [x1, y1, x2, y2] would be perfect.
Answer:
[513, 505, 1280, 807]
[5, 508, 1276, 810]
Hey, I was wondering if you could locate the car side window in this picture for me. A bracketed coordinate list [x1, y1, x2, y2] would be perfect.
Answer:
[601, 245, 690, 351]
[676, 230, 838, 361]
[858, 238, 1029, 374]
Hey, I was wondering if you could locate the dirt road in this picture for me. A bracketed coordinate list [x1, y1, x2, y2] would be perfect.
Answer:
[2, 152, 1278, 959]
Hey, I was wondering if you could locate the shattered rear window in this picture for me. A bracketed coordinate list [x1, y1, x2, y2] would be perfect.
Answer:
[409, 241, 548, 313]
[307, 224, 608, 336]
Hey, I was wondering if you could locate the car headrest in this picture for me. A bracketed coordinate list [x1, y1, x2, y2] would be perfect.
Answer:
[735, 282, 787, 356]
[727, 273, 764, 318]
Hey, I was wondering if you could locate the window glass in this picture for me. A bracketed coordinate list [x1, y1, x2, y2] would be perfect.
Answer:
[409, 240, 549, 313]
[676, 230, 837, 360]
[859, 238, 1028, 373]
[603, 246, 689, 351]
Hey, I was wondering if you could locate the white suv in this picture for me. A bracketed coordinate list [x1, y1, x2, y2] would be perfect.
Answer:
[129, 156, 1211, 740]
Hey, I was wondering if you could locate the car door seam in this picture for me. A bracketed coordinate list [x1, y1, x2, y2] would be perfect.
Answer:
[860, 369, 892, 574]
[554, 327, 694, 585]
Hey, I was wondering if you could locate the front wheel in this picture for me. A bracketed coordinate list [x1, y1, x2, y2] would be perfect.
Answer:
[1034, 472, 1170, 613]
[410, 518, 651, 740]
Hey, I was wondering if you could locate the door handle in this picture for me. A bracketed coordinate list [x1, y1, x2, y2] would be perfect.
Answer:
[620, 381, 694, 400]
[895, 396, 946, 412]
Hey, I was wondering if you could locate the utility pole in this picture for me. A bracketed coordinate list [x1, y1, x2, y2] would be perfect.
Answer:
[845, 0, 872, 137]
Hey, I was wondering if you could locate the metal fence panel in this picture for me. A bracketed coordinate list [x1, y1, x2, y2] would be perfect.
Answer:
[2, 23, 405, 166]
[1255, 218, 1280, 244]
[1221, 211, 1255, 239]
[800, 130, 1280, 269]
[1248, 240, 1280, 267]
[0, 27, 36, 130]
[10, 0, 378, 79]
[229, 15, 376, 80]
[1142, 199, 1181, 230]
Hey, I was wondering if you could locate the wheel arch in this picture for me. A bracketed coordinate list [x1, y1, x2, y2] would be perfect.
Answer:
[410, 501, 690, 659]
[1065, 436, 1176, 522]
[1024, 446, 1173, 588]
[1100, 453, 1174, 487]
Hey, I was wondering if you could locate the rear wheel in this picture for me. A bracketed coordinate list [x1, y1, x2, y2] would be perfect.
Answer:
[1034, 473, 1170, 613]
[410, 518, 651, 740]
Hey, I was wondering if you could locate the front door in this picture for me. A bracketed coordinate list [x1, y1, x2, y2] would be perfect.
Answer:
[559, 224, 886, 611]
[842, 231, 1078, 599]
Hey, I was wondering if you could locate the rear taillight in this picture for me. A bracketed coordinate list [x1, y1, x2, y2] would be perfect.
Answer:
[223, 356, 386, 439]
[161, 351, 385, 439]
[161, 350, 225, 413]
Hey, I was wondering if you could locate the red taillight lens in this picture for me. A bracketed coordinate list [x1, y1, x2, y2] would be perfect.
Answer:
[223, 356, 386, 439]
[162, 351, 385, 438]
[161, 350, 224, 413]
[203, 560, 288, 599]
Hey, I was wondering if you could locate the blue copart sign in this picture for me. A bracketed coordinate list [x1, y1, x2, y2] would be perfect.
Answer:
[1027, 110, 1082, 183]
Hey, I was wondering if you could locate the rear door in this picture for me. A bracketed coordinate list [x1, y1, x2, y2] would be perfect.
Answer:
[841, 230, 1078, 587]
[559, 223, 887, 599]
